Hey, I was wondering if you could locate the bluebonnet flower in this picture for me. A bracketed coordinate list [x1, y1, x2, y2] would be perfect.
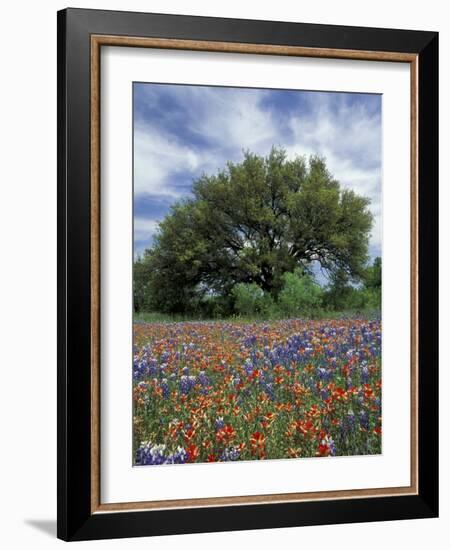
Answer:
[243, 334, 257, 347]
[327, 436, 336, 456]
[347, 410, 356, 429]
[148, 358, 158, 378]
[320, 388, 330, 401]
[232, 376, 241, 387]
[359, 410, 369, 430]
[360, 363, 370, 384]
[161, 378, 169, 399]
[134, 317, 382, 466]
[340, 410, 356, 438]
[160, 351, 170, 363]
[219, 446, 241, 461]
[317, 367, 329, 382]
[159, 362, 167, 378]
[243, 358, 254, 376]
[135, 442, 190, 465]
[180, 375, 190, 395]
[263, 381, 275, 400]
[197, 370, 210, 387]
[133, 359, 148, 381]
[170, 447, 189, 464]
[215, 416, 225, 430]
[135, 443, 167, 465]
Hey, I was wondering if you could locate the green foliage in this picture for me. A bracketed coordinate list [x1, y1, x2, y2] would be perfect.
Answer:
[133, 253, 154, 313]
[198, 294, 235, 319]
[231, 283, 275, 317]
[231, 271, 326, 319]
[324, 257, 381, 312]
[278, 270, 323, 317]
[363, 256, 381, 308]
[134, 147, 374, 314]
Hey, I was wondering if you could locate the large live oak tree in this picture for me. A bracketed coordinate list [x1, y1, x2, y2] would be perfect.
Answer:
[136, 148, 373, 313]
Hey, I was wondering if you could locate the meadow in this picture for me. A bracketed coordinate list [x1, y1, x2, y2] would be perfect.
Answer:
[133, 317, 381, 465]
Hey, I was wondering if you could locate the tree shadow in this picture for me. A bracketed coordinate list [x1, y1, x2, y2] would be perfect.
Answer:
[25, 519, 56, 538]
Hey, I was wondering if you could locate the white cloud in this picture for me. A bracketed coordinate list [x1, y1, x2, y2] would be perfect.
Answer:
[134, 124, 200, 198]
[134, 217, 160, 242]
[190, 87, 277, 153]
[285, 94, 382, 255]
[134, 86, 280, 201]
[134, 86, 382, 258]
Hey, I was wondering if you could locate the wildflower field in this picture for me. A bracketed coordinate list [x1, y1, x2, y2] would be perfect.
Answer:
[133, 318, 382, 466]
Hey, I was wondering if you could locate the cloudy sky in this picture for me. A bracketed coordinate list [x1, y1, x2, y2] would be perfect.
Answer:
[133, 83, 382, 264]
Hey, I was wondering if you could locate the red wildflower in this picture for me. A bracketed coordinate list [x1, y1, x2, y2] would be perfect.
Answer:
[317, 443, 331, 456]
[186, 444, 200, 462]
[250, 431, 266, 457]
[216, 424, 236, 444]
[183, 427, 196, 443]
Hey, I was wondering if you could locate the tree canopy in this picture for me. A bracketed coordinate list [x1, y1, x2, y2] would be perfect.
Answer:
[135, 147, 373, 314]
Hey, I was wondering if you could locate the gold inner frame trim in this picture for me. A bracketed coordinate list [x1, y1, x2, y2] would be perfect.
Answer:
[90, 34, 419, 514]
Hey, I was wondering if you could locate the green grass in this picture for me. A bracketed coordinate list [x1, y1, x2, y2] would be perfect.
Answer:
[134, 311, 198, 323]
[134, 308, 381, 324]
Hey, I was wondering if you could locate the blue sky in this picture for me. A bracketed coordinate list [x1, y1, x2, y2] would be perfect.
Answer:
[133, 83, 382, 266]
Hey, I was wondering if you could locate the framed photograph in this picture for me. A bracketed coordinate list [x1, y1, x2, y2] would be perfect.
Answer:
[57, 8, 438, 541]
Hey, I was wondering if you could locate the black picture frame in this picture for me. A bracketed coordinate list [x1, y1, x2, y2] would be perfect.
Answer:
[57, 7, 438, 541]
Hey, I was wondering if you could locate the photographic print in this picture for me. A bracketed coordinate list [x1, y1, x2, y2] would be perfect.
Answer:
[58, 11, 438, 539]
[132, 83, 382, 466]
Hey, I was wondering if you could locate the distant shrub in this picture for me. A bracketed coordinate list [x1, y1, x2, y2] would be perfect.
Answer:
[278, 270, 323, 318]
[232, 283, 275, 316]
[360, 288, 381, 310]
[323, 257, 381, 313]
[198, 294, 234, 318]
[323, 285, 381, 312]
